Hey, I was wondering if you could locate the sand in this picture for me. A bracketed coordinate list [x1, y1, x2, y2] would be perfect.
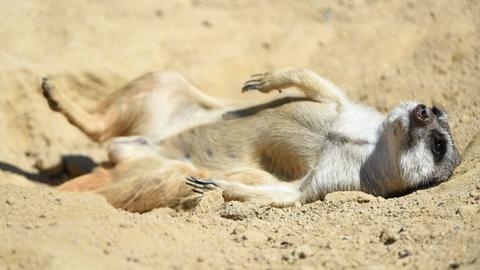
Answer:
[0, 0, 479, 269]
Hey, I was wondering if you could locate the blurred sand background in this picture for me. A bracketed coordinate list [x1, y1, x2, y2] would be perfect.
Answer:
[0, 0, 479, 269]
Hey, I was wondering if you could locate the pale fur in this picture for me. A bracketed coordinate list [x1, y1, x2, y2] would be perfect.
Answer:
[42, 68, 460, 212]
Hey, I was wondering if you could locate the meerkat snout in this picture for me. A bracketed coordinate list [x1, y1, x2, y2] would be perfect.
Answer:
[412, 104, 431, 125]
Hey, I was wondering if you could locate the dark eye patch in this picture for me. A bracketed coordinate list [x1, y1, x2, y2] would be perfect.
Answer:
[431, 106, 444, 117]
[430, 130, 447, 163]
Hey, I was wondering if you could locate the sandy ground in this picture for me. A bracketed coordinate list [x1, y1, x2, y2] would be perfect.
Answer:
[0, 0, 479, 269]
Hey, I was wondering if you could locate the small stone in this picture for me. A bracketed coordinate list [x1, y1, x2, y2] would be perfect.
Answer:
[126, 256, 139, 263]
[293, 245, 314, 259]
[449, 262, 460, 269]
[6, 198, 15, 205]
[155, 10, 163, 17]
[280, 241, 292, 248]
[469, 192, 480, 201]
[380, 229, 399, 245]
[202, 20, 212, 28]
[398, 249, 410, 258]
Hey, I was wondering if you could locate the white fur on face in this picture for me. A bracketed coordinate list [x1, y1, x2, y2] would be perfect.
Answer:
[399, 141, 435, 186]
[380, 101, 437, 190]
[383, 101, 419, 133]
[383, 101, 445, 189]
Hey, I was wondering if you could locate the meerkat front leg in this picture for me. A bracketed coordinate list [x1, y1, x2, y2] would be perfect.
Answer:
[186, 177, 302, 207]
[242, 68, 349, 105]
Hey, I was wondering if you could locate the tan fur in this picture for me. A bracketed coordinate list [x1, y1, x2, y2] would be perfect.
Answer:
[57, 168, 112, 192]
[42, 68, 352, 212]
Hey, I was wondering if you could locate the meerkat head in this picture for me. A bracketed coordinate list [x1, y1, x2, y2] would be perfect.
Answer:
[378, 102, 461, 195]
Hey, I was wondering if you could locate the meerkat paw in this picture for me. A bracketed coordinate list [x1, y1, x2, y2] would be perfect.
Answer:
[185, 176, 276, 204]
[242, 73, 281, 94]
[185, 176, 249, 202]
[41, 77, 62, 112]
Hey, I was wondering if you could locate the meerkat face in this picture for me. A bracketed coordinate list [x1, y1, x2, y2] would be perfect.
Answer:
[382, 102, 461, 192]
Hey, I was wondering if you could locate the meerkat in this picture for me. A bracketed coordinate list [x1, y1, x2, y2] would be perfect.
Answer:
[42, 68, 461, 212]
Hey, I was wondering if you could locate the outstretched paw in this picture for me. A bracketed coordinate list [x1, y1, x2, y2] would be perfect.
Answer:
[185, 176, 219, 195]
[242, 73, 280, 94]
[41, 77, 61, 112]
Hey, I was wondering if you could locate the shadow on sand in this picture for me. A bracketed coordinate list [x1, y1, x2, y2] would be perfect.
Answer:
[0, 155, 97, 185]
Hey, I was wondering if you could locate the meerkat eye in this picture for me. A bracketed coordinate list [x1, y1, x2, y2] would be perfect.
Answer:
[433, 141, 442, 154]
[430, 131, 447, 162]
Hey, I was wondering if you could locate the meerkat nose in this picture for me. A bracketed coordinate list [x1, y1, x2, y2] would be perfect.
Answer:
[413, 104, 430, 123]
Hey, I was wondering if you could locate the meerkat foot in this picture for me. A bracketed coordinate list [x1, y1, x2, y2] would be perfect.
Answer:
[42, 77, 62, 112]
[242, 73, 280, 94]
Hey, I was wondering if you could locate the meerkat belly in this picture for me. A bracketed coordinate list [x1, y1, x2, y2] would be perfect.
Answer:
[158, 116, 259, 171]
[159, 101, 336, 180]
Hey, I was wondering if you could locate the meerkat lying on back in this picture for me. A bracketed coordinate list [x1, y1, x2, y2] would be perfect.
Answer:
[42, 68, 461, 212]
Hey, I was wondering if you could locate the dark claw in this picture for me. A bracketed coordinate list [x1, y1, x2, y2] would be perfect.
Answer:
[185, 177, 219, 194]
[185, 180, 216, 190]
[242, 84, 258, 92]
[192, 188, 204, 195]
[244, 78, 262, 85]
[185, 176, 219, 187]
[242, 81, 265, 93]
[250, 73, 266, 78]
[185, 181, 200, 188]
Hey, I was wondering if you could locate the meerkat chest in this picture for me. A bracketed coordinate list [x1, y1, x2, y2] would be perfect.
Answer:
[331, 103, 385, 143]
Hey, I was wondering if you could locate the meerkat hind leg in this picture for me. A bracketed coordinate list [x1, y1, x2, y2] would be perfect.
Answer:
[42, 78, 106, 141]
[42, 72, 227, 143]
